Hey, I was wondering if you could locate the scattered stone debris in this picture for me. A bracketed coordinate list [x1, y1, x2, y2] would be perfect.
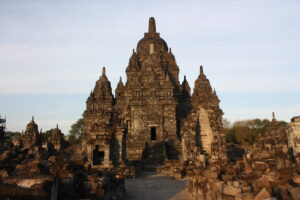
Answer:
[184, 114, 300, 200]
[0, 118, 125, 200]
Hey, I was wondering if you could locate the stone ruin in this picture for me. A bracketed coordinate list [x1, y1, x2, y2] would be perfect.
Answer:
[287, 116, 300, 164]
[82, 17, 224, 170]
[16, 117, 67, 154]
[181, 66, 225, 164]
[47, 124, 68, 153]
[243, 112, 291, 169]
[0, 118, 125, 199]
[184, 113, 300, 200]
[0, 17, 300, 200]
[80, 17, 300, 200]
[20, 116, 41, 149]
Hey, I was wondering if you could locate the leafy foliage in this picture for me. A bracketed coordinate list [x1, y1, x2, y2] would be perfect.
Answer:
[224, 118, 271, 144]
[68, 118, 83, 145]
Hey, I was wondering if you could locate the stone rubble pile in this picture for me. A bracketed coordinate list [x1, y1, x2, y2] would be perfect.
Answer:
[184, 115, 300, 200]
[0, 118, 125, 200]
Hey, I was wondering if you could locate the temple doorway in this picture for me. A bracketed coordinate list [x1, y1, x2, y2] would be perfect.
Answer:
[93, 145, 104, 165]
[150, 127, 156, 141]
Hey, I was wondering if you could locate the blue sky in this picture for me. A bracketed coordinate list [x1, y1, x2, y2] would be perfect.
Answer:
[0, 0, 299, 133]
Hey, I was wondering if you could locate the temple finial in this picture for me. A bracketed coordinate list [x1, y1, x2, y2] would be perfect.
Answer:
[148, 17, 156, 33]
[32, 116, 34, 122]
[56, 124, 58, 129]
[119, 76, 122, 83]
[184, 75, 186, 81]
[169, 48, 172, 53]
[272, 112, 276, 121]
[200, 65, 204, 74]
[102, 67, 106, 76]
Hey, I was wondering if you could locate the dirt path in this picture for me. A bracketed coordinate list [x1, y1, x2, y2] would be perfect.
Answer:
[124, 171, 192, 200]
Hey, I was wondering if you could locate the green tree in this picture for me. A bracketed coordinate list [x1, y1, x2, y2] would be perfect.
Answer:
[223, 118, 237, 143]
[224, 118, 276, 145]
[68, 118, 84, 145]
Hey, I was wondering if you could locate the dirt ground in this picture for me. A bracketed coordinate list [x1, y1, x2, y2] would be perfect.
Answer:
[124, 171, 192, 200]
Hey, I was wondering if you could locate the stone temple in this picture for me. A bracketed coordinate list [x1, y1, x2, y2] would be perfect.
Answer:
[82, 17, 225, 168]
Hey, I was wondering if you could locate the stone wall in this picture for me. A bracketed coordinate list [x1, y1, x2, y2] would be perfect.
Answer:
[287, 116, 300, 164]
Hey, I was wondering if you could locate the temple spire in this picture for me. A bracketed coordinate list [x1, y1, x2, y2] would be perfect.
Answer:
[102, 67, 106, 77]
[200, 65, 204, 74]
[32, 116, 34, 122]
[272, 112, 276, 122]
[182, 75, 191, 96]
[118, 76, 123, 86]
[148, 17, 156, 33]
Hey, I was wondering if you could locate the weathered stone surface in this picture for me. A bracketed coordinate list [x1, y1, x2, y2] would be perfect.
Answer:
[48, 156, 59, 163]
[17, 176, 53, 188]
[240, 193, 254, 200]
[288, 185, 300, 200]
[287, 116, 300, 164]
[223, 184, 241, 196]
[254, 188, 271, 200]
[293, 175, 300, 184]
[0, 169, 9, 178]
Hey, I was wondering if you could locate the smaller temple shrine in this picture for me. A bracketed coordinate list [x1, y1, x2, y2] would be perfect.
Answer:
[47, 124, 67, 152]
[21, 116, 41, 149]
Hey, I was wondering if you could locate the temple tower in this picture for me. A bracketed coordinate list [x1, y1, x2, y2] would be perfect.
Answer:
[82, 17, 225, 167]
[181, 66, 225, 162]
[82, 67, 120, 167]
[21, 116, 40, 148]
[123, 17, 181, 162]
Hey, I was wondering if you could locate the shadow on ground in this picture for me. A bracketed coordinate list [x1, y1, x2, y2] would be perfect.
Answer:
[124, 171, 192, 200]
